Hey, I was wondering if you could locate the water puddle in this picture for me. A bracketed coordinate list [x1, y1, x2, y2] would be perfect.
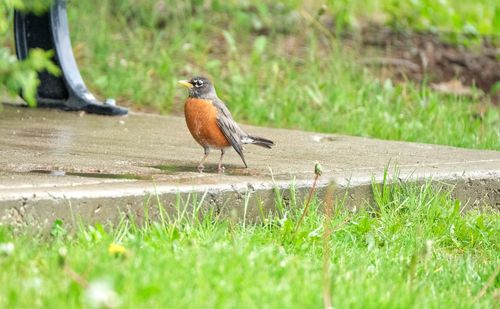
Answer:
[28, 164, 263, 181]
[150, 164, 196, 173]
[150, 164, 258, 176]
[29, 169, 148, 180]
[311, 135, 336, 143]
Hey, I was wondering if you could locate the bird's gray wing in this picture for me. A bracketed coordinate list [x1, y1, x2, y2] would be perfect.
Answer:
[213, 98, 248, 167]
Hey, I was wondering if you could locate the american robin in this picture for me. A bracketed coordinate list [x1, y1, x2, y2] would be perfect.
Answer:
[178, 76, 274, 173]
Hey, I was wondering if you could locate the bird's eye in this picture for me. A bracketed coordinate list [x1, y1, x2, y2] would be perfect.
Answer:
[193, 79, 204, 87]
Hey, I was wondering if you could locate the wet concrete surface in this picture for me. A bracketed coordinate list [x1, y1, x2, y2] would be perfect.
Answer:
[0, 104, 499, 227]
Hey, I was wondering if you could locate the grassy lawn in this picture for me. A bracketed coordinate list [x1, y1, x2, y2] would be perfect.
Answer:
[1, 1, 499, 307]
[0, 180, 498, 308]
[64, 0, 499, 150]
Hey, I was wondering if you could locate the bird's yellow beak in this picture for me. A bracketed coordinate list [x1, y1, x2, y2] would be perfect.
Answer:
[178, 80, 193, 89]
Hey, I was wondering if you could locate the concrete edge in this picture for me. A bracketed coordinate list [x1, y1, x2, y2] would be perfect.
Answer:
[1, 169, 498, 230]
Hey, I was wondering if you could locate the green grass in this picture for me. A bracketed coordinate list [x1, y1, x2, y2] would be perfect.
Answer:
[66, 0, 499, 150]
[0, 0, 500, 308]
[1, 3, 499, 306]
[0, 179, 498, 308]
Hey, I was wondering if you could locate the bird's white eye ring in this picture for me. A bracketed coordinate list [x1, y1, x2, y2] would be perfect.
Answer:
[194, 79, 204, 87]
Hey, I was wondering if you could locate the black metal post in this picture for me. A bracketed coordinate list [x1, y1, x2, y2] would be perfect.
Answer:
[14, 0, 128, 115]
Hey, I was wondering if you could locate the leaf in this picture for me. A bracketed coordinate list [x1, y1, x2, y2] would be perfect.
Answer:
[21, 71, 40, 107]
[222, 30, 237, 53]
[431, 79, 476, 96]
[252, 35, 267, 56]
[51, 219, 67, 239]
[0, 47, 59, 107]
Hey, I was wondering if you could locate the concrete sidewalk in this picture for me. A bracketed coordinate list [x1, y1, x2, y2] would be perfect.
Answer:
[1, 104, 499, 227]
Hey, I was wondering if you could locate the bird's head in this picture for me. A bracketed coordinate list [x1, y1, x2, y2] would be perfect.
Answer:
[178, 76, 216, 98]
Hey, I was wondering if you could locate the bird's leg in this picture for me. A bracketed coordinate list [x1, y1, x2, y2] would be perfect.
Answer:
[197, 147, 210, 173]
[217, 149, 225, 173]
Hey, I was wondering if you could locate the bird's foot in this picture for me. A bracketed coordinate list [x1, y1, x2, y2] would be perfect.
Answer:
[197, 164, 205, 173]
[217, 165, 225, 174]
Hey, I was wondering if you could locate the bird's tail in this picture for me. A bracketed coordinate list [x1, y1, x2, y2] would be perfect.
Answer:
[244, 135, 274, 149]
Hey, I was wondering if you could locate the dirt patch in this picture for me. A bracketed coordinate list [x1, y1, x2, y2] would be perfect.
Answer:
[352, 25, 500, 103]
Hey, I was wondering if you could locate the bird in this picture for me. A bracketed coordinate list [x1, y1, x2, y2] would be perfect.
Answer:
[178, 76, 274, 173]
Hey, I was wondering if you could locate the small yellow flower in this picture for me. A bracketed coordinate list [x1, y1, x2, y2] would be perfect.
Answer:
[108, 243, 126, 256]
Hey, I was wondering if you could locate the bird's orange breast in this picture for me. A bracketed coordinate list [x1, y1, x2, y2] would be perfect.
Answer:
[184, 98, 231, 149]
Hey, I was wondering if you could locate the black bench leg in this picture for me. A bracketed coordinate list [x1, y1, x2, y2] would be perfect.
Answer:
[14, 0, 128, 116]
